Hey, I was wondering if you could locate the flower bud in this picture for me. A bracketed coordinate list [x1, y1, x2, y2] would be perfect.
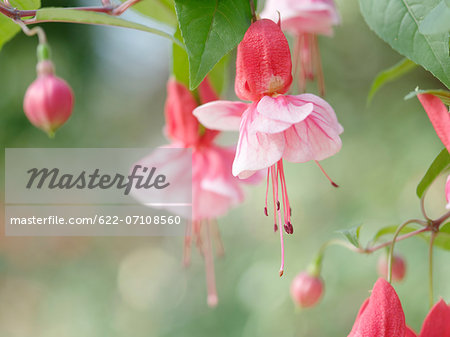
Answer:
[290, 271, 324, 308]
[377, 254, 406, 282]
[235, 19, 293, 101]
[23, 60, 74, 137]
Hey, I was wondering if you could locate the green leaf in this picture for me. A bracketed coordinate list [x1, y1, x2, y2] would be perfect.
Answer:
[417, 148, 450, 198]
[0, 0, 41, 51]
[174, 0, 253, 90]
[337, 225, 362, 248]
[434, 222, 450, 250]
[368, 58, 417, 104]
[419, 1, 450, 35]
[34, 8, 182, 46]
[172, 28, 190, 88]
[207, 52, 230, 96]
[121, 0, 177, 27]
[371, 224, 419, 244]
[405, 88, 450, 105]
[359, 0, 450, 89]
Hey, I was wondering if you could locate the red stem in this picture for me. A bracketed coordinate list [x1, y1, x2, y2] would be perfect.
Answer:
[0, 0, 141, 20]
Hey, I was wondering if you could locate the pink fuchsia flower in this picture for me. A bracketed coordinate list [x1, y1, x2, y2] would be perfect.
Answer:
[290, 271, 324, 308]
[194, 19, 343, 276]
[402, 299, 450, 337]
[23, 60, 74, 137]
[261, 0, 340, 96]
[417, 94, 450, 154]
[446, 175, 450, 210]
[135, 77, 252, 307]
[377, 253, 407, 282]
[347, 278, 406, 337]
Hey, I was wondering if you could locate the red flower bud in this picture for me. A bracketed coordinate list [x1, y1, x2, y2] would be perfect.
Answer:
[235, 19, 293, 101]
[23, 60, 74, 136]
[290, 271, 324, 308]
[377, 254, 406, 282]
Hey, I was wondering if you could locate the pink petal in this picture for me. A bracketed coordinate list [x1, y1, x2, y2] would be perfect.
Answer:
[348, 278, 406, 337]
[257, 95, 314, 124]
[419, 299, 450, 337]
[193, 100, 249, 131]
[251, 95, 313, 134]
[232, 105, 285, 178]
[261, 0, 340, 35]
[417, 94, 450, 154]
[282, 94, 343, 162]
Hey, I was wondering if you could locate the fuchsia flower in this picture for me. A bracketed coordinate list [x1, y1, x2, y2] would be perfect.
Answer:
[135, 77, 251, 307]
[261, 0, 340, 95]
[417, 93, 450, 154]
[348, 278, 450, 337]
[23, 59, 74, 136]
[194, 19, 343, 276]
[348, 278, 406, 337]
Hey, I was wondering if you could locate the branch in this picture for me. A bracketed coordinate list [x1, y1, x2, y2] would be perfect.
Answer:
[0, 0, 142, 21]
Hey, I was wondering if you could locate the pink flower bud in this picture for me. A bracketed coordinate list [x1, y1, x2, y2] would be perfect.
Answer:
[446, 175, 450, 210]
[23, 60, 74, 136]
[235, 19, 293, 101]
[377, 254, 406, 282]
[290, 271, 324, 308]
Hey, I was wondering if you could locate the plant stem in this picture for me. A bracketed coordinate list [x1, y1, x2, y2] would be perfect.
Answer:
[249, 0, 256, 22]
[15, 19, 46, 44]
[420, 195, 431, 222]
[387, 219, 418, 283]
[428, 231, 436, 309]
[0, 0, 142, 20]
[366, 226, 429, 253]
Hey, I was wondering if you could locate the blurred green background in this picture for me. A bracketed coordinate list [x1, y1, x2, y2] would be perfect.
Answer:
[0, 0, 449, 336]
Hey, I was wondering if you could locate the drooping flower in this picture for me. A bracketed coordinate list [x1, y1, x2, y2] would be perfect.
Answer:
[23, 59, 74, 137]
[134, 77, 251, 307]
[417, 93, 450, 154]
[290, 271, 324, 308]
[194, 19, 343, 276]
[261, 0, 340, 95]
[416, 299, 450, 337]
[347, 278, 406, 337]
[446, 175, 450, 210]
[348, 278, 450, 337]
[377, 253, 407, 282]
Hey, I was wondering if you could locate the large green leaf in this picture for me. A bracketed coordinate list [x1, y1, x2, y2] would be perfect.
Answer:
[419, 1, 450, 35]
[121, 0, 177, 27]
[368, 58, 417, 104]
[0, 0, 41, 51]
[359, 0, 450, 89]
[34, 8, 181, 46]
[174, 0, 253, 90]
[417, 148, 450, 198]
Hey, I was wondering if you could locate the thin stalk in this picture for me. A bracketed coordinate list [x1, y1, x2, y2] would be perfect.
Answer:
[428, 231, 436, 309]
[387, 219, 418, 283]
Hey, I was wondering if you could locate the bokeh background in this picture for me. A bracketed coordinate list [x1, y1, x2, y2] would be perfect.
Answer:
[1, 0, 449, 336]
